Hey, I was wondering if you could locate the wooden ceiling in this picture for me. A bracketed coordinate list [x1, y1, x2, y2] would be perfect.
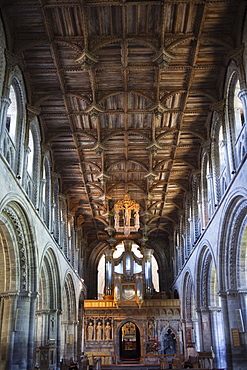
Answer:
[1, 0, 245, 247]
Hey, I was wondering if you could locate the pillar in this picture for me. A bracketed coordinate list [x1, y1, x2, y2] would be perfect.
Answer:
[27, 292, 39, 370]
[0, 291, 18, 369]
[199, 308, 212, 351]
[0, 96, 11, 153]
[238, 89, 247, 124]
[11, 291, 32, 370]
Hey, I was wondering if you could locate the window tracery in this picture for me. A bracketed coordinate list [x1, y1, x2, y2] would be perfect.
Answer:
[41, 157, 52, 229]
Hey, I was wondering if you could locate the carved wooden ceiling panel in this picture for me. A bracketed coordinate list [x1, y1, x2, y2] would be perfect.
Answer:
[1, 0, 245, 247]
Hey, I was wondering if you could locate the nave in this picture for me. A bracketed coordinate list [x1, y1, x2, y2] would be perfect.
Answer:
[0, 1, 247, 369]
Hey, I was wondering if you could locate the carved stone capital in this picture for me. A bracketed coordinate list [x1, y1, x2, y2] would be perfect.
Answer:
[211, 100, 225, 114]
[5, 50, 20, 71]
[1, 96, 11, 108]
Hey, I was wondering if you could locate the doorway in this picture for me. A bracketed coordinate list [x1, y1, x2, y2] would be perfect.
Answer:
[119, 322, 140, 362]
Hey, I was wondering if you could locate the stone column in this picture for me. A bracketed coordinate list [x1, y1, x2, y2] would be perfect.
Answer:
[176, 245, 181, 272]
[195, 308, 203, 353]
[238, 89, 247, 124]
[218, 292, 232, 369]
[188, 217, 193, 254]
[0, 291, 18, 369]
[180, 319, 187, 357]
[208, 307, 225, 369]
[0, 96, 11, 152]
[57, 310, 62, 369]
[226, 290, 247, 369]
[184, 319, 196, 358]
[238, 289, 247, 332]
[12, 291, 32, 370]
[200, 308, 212, 351]
[206, 173, 214, 220]
[74, 320, 78, 363]
[27, 292, 39, 370]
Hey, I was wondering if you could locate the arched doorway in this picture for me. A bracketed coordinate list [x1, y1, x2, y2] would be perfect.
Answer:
[119, 322, 140, 362]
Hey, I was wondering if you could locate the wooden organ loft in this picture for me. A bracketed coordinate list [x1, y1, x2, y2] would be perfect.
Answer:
[83, 239, 182, 367]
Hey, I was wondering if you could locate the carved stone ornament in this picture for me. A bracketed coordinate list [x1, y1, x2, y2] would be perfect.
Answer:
[3, 205, 28, 291]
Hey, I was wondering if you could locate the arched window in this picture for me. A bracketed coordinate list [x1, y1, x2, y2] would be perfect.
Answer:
[233, 80, 246, 165]
[24, 120, 41, 208]
[7, 84, 17, 142]
[3, 75, 25, 176]
[52, 178, 60, 243]
[4, 84, 18, 170]
[0, 18, 6, 96]
[225, 69, 245, 170]
[201, 152, 213, 227]
[25, 129, 34, 200]
[41, 157, 51, 229]
[218, 125, 227, 195]
[233, 80, 244, 140]
[207, 261, 226, 369]
[27, 129, 34, 176]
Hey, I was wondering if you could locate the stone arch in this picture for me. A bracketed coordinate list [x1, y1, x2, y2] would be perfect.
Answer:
[115, 318, 144, 361]
[197, 243, 227, 368]
[5, 64, 27, 176]
[160, 324, 180, 356]
[196, 245, 216, 308]
[200, 150, 213, 227]
[38, 247, 61, 310]
[86, 240, 109, 299]
[1, 200, 37, 292]
[182, 271, 194, 320]
[62, 273, 77, 321]
[61, 273, 77, 362]
[217, 190, 247, 370]
[52, 177, 61, 243]
[196, 244, 226, 366]
[219, 191, 247, 292]
[35, 246, 62, 368]
[238, 224, 247, 289]
[147, 238, 171, 293]
[26, 118, 41, 209]
[224, 61, 244, 171]
[40, 154, 52, 229]
[0, 199, 38, 369]
[211, 111, 224, 204]
[0, 17, 6, 97]
[181, 270, 198, 356]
